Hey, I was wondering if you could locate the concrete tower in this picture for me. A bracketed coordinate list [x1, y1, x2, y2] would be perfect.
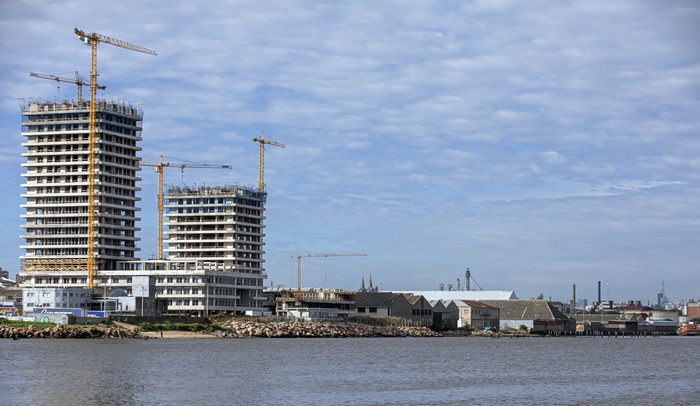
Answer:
[19, 99, 142, 284]
[163, 184, 267, 309]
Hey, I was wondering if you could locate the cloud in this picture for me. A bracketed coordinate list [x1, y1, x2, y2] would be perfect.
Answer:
[1, 0, 699, 302]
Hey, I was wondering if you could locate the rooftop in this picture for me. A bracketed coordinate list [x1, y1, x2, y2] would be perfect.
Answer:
[396, 290, 518, 301]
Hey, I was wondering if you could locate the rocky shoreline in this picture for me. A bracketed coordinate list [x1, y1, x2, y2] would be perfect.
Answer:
[2, 320, 534, 340]
[215, 320, 441, 338]
[0, 324, 140, 339]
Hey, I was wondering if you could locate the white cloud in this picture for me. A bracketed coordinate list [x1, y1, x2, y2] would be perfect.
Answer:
[1, 0, 699, 301]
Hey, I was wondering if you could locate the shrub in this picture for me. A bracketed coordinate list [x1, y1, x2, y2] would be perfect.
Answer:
[457, 324, 475, 332]
[139, 322, 154, 331]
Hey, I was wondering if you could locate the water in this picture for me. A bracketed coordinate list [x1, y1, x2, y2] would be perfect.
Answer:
[2, 336, 698, 405]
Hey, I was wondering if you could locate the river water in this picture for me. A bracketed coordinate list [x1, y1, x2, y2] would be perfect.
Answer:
[1, 336, 698, 405]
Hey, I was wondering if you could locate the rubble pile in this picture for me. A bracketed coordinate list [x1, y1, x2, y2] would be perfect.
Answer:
[215, 320, 441, 338]
[0, 324, 141, 339]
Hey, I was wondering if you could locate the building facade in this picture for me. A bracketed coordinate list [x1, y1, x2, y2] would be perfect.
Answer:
[161, 184, 267, 312]
[20, 99, 142, 278]
[110, 259, 266, 315]
[445, 300, 500, 330]
[687, 301, 700, 319]
[164, 185, 265, 271]
[22, 286, 92, 313]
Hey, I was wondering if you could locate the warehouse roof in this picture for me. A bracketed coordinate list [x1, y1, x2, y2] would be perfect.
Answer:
[395, 290, 518, 302]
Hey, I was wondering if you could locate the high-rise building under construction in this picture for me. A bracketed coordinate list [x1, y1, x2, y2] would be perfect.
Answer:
[18, 98, 269, 315]
[162, 184, 267, 309]
[19, 99, 142, 278]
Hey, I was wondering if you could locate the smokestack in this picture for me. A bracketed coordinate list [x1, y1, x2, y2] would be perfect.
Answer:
[572, 284, 576, 308]
[597, 281, 602, 303]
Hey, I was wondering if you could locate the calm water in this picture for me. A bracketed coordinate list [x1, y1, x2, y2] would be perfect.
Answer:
[1, 336, 698, 405]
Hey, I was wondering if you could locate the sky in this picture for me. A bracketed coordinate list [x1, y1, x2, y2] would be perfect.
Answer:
[1, 0, 699, 304]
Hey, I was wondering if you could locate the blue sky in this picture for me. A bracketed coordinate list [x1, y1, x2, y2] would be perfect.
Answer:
[1, 0, 699, 304]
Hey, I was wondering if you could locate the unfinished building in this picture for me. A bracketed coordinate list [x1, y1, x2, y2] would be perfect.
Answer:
[161, 184, 267, 311]
[19, 99, 142, 280]
[17, 100, 268, 315]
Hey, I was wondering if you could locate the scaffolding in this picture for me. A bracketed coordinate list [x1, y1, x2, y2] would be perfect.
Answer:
[22, 258, 88, 272]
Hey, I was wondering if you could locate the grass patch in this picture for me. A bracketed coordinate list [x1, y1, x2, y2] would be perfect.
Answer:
[0, 318, 57, 329]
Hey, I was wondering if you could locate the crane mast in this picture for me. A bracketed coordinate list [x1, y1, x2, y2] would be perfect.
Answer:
[140, 156, 232, 260]
[74, 28, 156, 288]
[251, 131, 285, 192]
[292, 253, 367, 299]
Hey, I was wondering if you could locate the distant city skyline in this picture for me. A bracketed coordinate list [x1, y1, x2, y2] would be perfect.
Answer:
[1, 1, 698, 303]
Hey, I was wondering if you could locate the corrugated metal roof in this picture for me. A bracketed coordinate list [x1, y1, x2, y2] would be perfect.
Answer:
[462, 300, 494, 308]
[395, 290, 518, 301]
[354, 292, 403, 307]
[481, 300, 570, 321]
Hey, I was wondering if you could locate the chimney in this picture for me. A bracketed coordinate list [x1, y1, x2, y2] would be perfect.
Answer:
[597, 281, 602, 303]
[572, 284, 576, 307]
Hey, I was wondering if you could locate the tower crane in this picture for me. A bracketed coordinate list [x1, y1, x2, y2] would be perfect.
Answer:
[140, 156, 232, 260]
[74, 27, 156, 289]
[29, 71, 105, 105]
[292, 253, 367, 299]
[251, 131, 285, 192]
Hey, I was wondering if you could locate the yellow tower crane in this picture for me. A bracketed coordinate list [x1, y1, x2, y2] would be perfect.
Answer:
[292, 253, 367, 299]
[140, 156, 232, 260]
[29, 71, 105, 105]
[74, 28, 156, 289]
[251, 131, 285, 192]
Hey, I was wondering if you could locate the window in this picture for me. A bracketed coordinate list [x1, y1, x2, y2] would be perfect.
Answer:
[357, 307, 366, 313]
[369, 307, 377, 313]
[112, 277, 120, 283]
